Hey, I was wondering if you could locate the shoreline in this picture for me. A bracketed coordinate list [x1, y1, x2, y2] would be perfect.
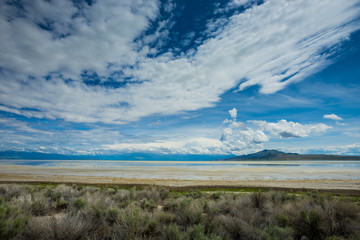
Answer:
[1, 172, 360, 196]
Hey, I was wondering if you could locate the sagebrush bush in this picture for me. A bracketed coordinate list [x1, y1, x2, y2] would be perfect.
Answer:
[0, 197, 28, 239]
[0, 183, 359, 240]
[163, 223, 184, 240]
[175, 199, 204, 226]
[73, 197, 87, 210]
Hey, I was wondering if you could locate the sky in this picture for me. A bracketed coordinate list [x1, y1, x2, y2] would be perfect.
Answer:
[0, 0, 360, 156]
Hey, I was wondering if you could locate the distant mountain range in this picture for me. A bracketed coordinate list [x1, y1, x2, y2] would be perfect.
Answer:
[0, 150, 229, 161]
[0, 149, 359, 161]
[221, 149, 360, 161]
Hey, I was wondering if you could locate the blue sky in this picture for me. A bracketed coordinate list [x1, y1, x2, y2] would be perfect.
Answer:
[0, 0, 360, 156]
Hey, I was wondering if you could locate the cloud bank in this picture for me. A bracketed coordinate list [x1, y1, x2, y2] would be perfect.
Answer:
[0, 0, 359, 124]
[220, 118, 331, 154]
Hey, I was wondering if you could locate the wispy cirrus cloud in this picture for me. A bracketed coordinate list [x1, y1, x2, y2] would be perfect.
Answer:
[0, 0, 359, 124]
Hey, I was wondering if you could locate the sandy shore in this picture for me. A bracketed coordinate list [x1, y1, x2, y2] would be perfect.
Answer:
[1, 172, 360, 193]
[1, 160, 360, 194]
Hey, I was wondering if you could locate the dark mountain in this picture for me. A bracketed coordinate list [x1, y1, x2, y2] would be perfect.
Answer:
[220, 149, 360, 161]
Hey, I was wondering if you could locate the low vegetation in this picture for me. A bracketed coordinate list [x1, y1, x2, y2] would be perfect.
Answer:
[0, 183, 359, 239]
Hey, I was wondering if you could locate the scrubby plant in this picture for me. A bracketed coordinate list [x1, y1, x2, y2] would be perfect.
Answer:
[186, 224, 207, 240]
[107, 207, 121, 225]
[45, 189, 62, 202]
[73, 197, 87, 210]
[56, 199, 69, 210]
[0, 197, 28, 239]
[275, 213, 290, 227]
[30, 200, 48, 216]
[210, 192, 221, 201]
[140, 198, 157, 211]
[175, 200, 204, 226]
[250, 192, 268, 209]
[0, 183, 359, 240]
[163, 223, 184, 240]
[114, 205, 153, 239]
[155, 212, 175, 224]
[159, 187, 170, 200]
[260, 225, 294, 240]
[186, 189, 202, 199]
[134, 186, 161, 203]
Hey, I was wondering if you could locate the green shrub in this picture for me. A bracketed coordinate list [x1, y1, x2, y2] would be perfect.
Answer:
[156, 212, 175, 224]
[186, 224, 207, 240]
[293, 210, 324, 240]
[134, 186, 161, 203]
[275, 213, 289, 227]
[45, 189, 62, 202]
[333, 201, 360, 237]
[115, 207, 152, 239]
[56, 199, 69, 210]
[325, 236, 346, 240]
[214, 214, 247, 239]
[163, 223, 184, 240]
[1, 184, 359, 240]
[270, 191, 296, 204]
[90, 202, 107, 221]
[30, 200, 47, 216]
[117, 199, 130, 209]
[140, 199, 157, 211]
[160, 187, 170, 200]
[0, 198, 28, 239]
[164, 199, 181, 212]
[176, 201, 204, 226]
[73, 197, 87, 210]
[186, 189, 202, 199]
[107, 208, 121, 224]
[210, 192, 221, 201]
[260, 225, 294, 240]
[250, 192, 267, 209]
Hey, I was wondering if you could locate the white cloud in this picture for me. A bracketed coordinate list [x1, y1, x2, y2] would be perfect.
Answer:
[0, 117, 125, 154]
[220, 119, 331, 154]
[0, 0, 159, 78]
[251, 119, 331, 138]
[324, 114, 343, 121]
[0, 0, 359, 124]
[103, 137, 226, 155]
[304, 143, 360, 156]
[0, 111, 334, 155]
[229, 107, 237, 119]
[226, 0, 257, 9]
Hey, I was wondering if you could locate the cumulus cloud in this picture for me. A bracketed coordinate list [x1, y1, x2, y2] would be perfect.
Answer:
[323, 114, 343, 121]
[220, 119, 331, 154]
[0, 0, 359, 124]
[229, 107, 237, 119]
[250, 119, 331, 138]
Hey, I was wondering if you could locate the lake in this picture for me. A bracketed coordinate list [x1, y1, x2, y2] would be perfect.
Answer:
[0, 159, 359, 181]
